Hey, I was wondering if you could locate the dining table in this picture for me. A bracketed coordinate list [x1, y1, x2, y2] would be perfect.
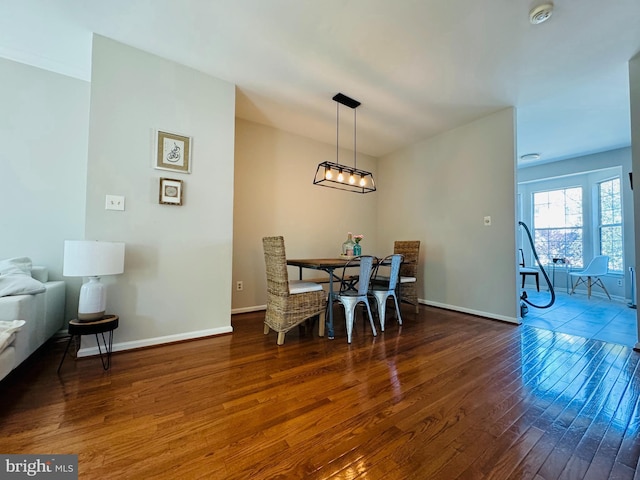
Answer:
[286, 257, 362, 339]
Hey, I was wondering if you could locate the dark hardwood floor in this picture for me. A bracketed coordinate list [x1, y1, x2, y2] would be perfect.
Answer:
[0, 304, 639, 479]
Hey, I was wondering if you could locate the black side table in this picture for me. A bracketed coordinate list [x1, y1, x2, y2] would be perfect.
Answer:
[57, 315, 119, 372]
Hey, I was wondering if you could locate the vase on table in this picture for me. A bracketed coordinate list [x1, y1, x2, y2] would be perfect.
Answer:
[353, 242, 362, 256]
[342, 233, 355, 256]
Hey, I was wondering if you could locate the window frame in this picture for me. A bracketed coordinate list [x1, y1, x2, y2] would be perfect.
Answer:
[531, 186, 584, 268]
[597, 176, 623, 273]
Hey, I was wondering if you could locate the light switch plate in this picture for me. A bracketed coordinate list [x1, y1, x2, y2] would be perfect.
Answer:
[105, 195, 125, 211]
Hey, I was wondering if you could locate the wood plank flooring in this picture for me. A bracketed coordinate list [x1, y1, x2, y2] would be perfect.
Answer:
[0, 305, 639, 479]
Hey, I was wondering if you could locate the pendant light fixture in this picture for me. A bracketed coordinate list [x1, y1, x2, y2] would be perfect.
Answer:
[313, 93, 376, 194]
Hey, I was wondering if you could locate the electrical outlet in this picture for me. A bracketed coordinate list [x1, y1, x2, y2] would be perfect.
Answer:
[617, 279, 623, 287]
[236, 281, 243, 291]
[484, 216, 492, 226]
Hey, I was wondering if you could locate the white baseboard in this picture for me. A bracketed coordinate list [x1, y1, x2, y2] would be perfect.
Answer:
[231, 305, 266, 314]
[231, 300, 521, 325]
[421, 299, 520, 325]
[77, 326, 233, 358]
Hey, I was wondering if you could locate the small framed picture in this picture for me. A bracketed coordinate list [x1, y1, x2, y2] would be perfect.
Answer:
[159, 178, 183, 206]
[155, 130, 192, 173]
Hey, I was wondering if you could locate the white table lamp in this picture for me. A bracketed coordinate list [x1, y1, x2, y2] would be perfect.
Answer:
[63, 240, 125, 321]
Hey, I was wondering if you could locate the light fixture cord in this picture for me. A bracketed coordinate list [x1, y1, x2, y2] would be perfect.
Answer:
[353, 107, 357, 170]
[336, 101, 340, 166]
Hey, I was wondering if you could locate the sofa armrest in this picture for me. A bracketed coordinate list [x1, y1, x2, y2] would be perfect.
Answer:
[1, 294, 39, 366]
[0, 280, 66, 369]
[0, 294, 35, 322]
[43, 281, 65, 338]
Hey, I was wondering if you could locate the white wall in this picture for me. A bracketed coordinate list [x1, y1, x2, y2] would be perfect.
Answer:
[232, 118, 379, 311]
[630, 51, 640, 349]
[0, 57, 89, 320]
[81, 35, 236, 353]
[376, 108, 518, 322]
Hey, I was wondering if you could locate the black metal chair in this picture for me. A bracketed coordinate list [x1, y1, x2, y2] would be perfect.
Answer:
[519, 248, 539, 291]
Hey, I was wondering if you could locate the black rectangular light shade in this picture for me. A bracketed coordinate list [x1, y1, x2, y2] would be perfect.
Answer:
[313, 161, 376, 194]
[314, 93, 372, 193]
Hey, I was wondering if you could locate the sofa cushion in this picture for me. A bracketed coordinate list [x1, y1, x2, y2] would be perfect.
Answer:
[31, 266, 48, 283]
[0, 257, 46, 297]
[288, 280, 324, 294]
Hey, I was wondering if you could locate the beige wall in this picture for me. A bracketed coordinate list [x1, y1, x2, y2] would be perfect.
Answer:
[630, 51, 640, 349]
[232, 118, 379, 311]
[234, 109, 519, 322]
[82, 35, 236, 354]
[376, 108, 519, 322]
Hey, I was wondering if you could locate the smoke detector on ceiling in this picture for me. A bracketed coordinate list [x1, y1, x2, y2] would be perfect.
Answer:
[529, 3, 554, 24]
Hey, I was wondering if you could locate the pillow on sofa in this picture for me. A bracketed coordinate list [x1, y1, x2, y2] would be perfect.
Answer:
[0, 257, 46, 297]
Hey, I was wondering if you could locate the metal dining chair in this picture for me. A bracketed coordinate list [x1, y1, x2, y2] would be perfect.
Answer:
[335, 255, 377, 343]
[369, 254, 403, 331]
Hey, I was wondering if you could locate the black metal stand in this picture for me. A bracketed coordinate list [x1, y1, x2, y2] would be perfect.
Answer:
[58, 315, 119, 373]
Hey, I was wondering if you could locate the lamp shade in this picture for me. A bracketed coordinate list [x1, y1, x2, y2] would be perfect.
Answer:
[63, 240, 125, 277]
[63, 240, 125, 321]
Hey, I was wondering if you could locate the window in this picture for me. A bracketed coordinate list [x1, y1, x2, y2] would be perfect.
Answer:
[533, 187, 583, 267]
[599, 177, 623, 272]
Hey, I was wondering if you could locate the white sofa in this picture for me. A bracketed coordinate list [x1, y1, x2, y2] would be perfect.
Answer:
[0, 260, 66, 381]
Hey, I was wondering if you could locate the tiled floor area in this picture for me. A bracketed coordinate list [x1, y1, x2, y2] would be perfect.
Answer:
[522, 288, 638, 348]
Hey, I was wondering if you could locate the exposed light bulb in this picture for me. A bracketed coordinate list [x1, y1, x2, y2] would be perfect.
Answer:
[349, 173, 356, 184]
[359, 176, 366, 187]
[325, 168, 333, 180]
[337, 170, 344, 182]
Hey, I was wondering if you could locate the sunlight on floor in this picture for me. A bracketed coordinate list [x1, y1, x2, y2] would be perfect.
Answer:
[521, 289, 638, 348]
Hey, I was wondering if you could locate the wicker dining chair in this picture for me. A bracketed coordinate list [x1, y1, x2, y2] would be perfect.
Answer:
[394, 241, 420, 313]
[262, 236, 326, 345]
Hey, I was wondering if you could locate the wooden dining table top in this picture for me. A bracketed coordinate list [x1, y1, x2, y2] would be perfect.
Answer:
[286, 258, 358, 269]
[287, 257, 402, 269]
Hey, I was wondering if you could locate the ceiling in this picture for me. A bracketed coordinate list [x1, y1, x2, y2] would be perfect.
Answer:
[2, 0, 640, 165]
